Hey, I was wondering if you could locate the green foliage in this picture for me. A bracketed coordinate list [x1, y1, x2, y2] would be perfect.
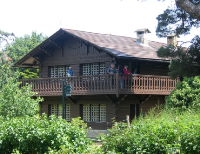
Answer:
[6, 31, 46, 63]
[157, 36, 200, 79]
[155, 2, 200, 79]
[0, 64, 42, 118]
[156, 7, 200, 37]
[5, 31, 47, 79]
[166, 76, 200, 110]
[0, 30, 15, 49]
[0, 115, 92, 154]
[101, 107, 200, 153]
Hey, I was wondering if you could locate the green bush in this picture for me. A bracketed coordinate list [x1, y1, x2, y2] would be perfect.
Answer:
[0, 115, 91, 154]
[101, 108, 200, 154]
[166, 76, 200, 110]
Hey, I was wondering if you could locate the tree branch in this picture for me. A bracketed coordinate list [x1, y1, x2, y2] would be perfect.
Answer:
[176, 0, 200, 21]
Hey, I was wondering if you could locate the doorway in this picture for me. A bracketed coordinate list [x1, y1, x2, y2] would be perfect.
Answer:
[130, 104, 140, 121]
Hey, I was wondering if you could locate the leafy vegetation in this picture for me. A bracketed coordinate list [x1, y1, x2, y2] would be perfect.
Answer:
[5, 31, 47, 79]
[101, 107, 200, 154]
[166, 76, 200, 110]
[0, 115, 92, 154]
[154, 0, 200, 79]
[0, 64, 42, 118]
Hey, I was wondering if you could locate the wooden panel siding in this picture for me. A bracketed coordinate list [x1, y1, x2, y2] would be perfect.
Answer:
[20, 74, 178, 96]
[41, 96, 115, 130]
[40, 37, 113, 78]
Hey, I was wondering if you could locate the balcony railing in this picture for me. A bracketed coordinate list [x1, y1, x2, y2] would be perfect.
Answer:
[19, 73, 179, 96]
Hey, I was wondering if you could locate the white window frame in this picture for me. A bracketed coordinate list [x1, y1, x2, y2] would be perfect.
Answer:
[82, 63, 105, 76]
[51, 104, 71, 121]
[50, 65, 69, 78]
[83, 104, 106, 122]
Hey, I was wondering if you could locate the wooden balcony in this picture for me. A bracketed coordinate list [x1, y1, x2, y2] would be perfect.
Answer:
[19, 74, 179, 97]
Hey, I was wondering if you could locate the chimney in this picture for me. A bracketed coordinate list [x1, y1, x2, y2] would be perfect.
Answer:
[167, 34, 178, 47]
[135, 28, 151, 45]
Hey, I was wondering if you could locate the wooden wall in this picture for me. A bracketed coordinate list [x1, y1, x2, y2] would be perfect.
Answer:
[116, 95, 165, 122]
[39, 36, 114, 78]
[116, 59, 169, 76]
[40, 94, 165, 129]
[41, 95, 115, 130]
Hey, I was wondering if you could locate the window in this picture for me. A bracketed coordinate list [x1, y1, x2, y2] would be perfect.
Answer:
[82, 63, 105, 76]
[81, 104, 106, 122]
[50, 65, 69, 78]
[50, 104, 71, 121]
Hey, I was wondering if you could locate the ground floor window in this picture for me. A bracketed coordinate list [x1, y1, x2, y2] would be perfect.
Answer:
[50, 104, 70, 121]
[80, 104, 106, 122]
[82, 63, 105, 76]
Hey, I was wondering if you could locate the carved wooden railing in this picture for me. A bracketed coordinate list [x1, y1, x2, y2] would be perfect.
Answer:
[19, 73, 179, 96]
[119, 74, 179, 95]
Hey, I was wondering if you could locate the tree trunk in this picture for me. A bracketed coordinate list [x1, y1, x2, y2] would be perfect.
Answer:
[176, 0, 200, 21]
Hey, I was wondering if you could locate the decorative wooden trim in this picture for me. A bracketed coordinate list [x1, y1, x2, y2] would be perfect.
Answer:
[19, 74, 179, 96]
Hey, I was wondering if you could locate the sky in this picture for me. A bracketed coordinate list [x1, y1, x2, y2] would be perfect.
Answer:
[0, 0, 199, 45]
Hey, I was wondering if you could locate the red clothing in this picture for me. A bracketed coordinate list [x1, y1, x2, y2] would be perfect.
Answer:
[123, 68, 132, 80]
[123, 68, 132, 74]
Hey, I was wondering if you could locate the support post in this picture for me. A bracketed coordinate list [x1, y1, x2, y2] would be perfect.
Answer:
[126, 115, 130, 128]
[62, 80, 65, 119]
[116, 69, 119, 98]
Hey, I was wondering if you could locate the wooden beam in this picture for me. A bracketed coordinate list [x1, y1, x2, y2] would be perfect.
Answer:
[41, 48, 51, 57]
[117, 94, 128, 104]
[105, 95, 115, 104]
[67, 96, 76, 104]
[141, 95, 152, 104]
[49, 39, 62, 49]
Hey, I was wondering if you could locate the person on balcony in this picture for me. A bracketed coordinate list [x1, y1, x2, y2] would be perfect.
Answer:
[67, 67, 74, 77]
[123, 65, 132, 88]
[133, 68, 137, 74]
[107, 63, 116, 74]
[118, 65, 123, 89]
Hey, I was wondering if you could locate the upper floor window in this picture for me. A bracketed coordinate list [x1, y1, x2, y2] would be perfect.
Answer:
[49, 65, 69, 78]
[82, 63, 105, 76]
[50, 104, 71, 121]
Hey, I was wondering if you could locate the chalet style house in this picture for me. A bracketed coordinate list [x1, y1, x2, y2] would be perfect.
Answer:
[15, 28, 178, 129]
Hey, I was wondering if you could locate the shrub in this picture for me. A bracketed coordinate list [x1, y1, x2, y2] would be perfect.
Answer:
[101, 108, 200, 154]
[0, 115, 91, 154]
[166, 76, 200, 110]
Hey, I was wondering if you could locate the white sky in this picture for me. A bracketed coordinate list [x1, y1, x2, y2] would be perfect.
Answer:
[0, 0, 199, 45]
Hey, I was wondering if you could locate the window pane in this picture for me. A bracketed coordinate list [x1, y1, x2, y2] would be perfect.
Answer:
[100, 104, 106, 122]
[83, 104, 91, 121]
[51, 105, 58, 116]
[83, 64, 90, 76]
[50, 66, 69, 78]
[91, 63, 99, 75]
[51, 104, 70, 121]
[91, 104, 99, 122]
[100, 63, 105, 75]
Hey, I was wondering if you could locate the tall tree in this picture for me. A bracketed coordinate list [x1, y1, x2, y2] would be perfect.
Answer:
[155, 0, 200, 79]
[6, 32, 47, 79]
[0, 30, 15, 64]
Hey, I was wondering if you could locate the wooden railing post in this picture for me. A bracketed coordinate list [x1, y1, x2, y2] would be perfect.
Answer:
[116, 69, 119, 98]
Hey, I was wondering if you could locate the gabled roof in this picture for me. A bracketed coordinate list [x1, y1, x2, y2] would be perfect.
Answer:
[15, 28, 168, 68]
